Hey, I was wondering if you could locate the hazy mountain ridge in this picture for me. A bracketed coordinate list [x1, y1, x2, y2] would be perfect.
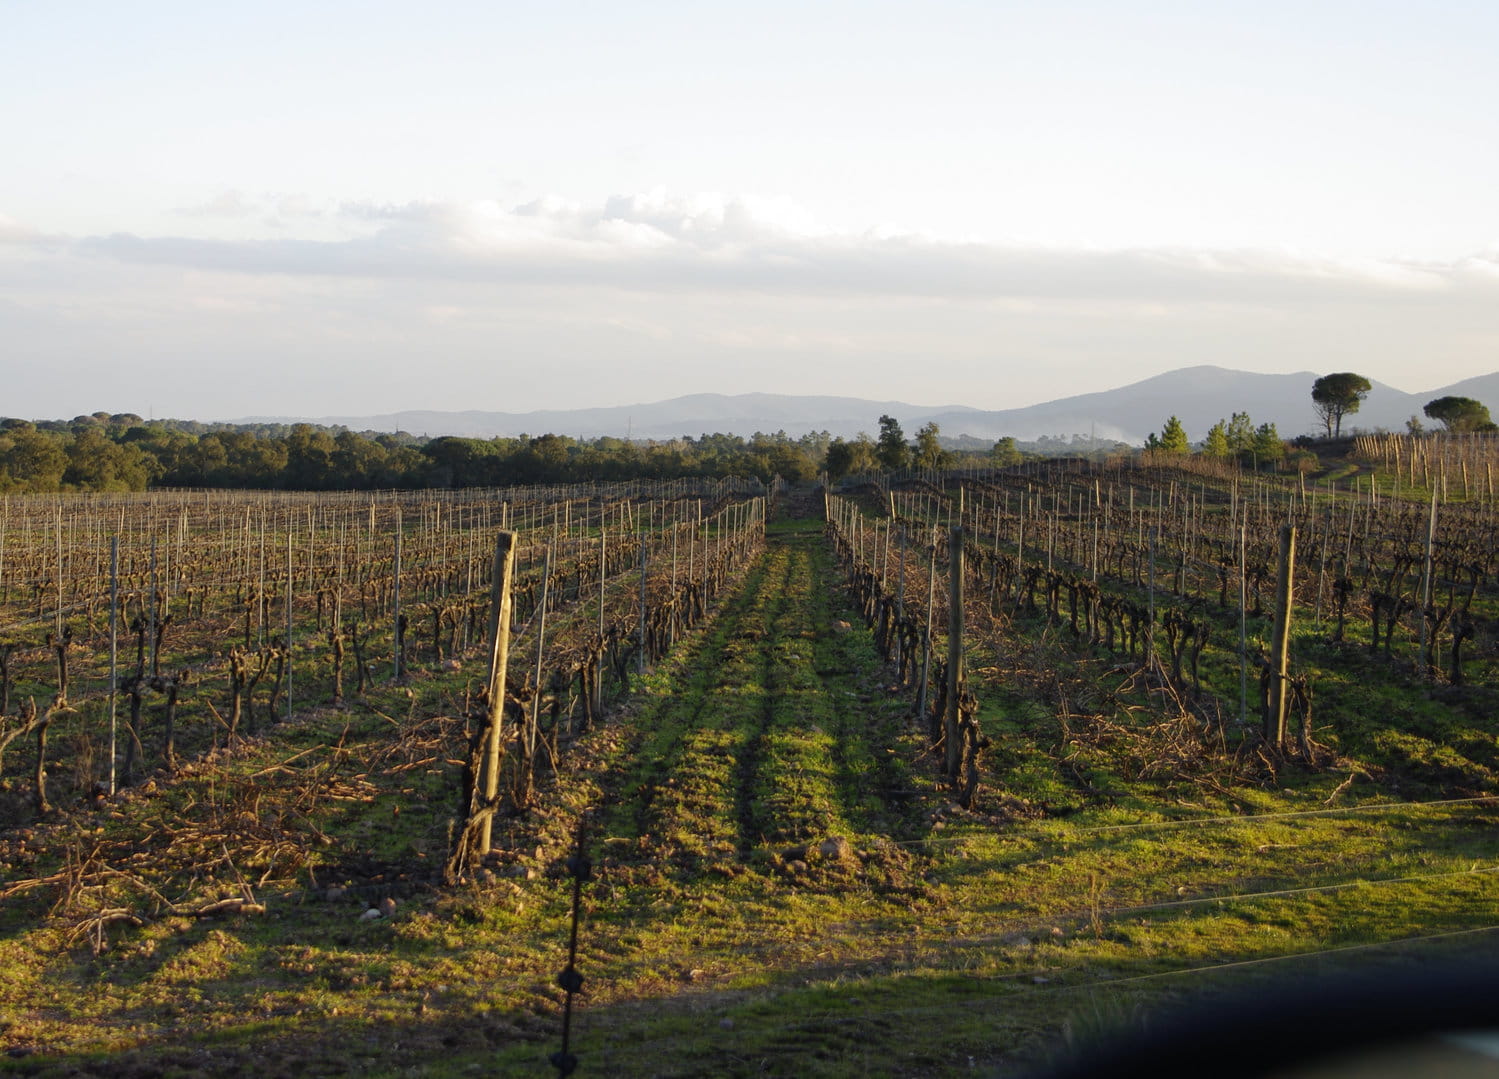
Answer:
[239, 367, 1499, 446]
[244, 393, 979, 442]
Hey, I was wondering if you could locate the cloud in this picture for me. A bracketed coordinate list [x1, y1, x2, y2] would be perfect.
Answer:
[53, 193, 1499, 313]
[0, 215, 31, 243]
[5, 191, 1497, 421]
[172, 191, 349, 237]
[175, 191, 261, 219]
[0, 215, 62, 249]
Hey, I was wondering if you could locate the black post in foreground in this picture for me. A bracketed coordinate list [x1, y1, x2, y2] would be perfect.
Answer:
[551, 817, 591, 1078]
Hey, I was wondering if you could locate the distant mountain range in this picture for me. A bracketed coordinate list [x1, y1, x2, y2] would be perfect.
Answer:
[241, 366, 1499, 446]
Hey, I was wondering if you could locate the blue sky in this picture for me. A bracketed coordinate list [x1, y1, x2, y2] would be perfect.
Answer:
[3, 1, 1498, 421]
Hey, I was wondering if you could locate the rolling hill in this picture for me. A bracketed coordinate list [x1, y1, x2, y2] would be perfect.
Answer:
[242, 366, 1498, 446]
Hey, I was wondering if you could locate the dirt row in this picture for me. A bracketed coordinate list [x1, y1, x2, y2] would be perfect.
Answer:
[590, 520, 926, 878]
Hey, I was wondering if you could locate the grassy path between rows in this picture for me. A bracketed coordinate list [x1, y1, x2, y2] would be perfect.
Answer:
[3, 509, 1497, 1077]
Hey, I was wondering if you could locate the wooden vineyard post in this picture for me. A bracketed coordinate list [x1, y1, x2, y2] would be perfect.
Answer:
[1014, 501, 1025, 605]
[148, 536, 158, 676]
[479, 531, 516, 856]
[917, 534, 937, 723]
[109, 535, 118, 796]
[393, 508, 403, 682]
[1314, 521, 1329, 628]
[258, 512, 267, 647]
[637, 530, 647, 676]
[597, 530, 606, 716]
[945, 525, 964, 780]
[1238, 519, 1248, 728]
[895, 524, 906, 674]
[1147, 527, 1157, 663]
[1419, 488, 1437, 682]
[285, 526, 293, 723]
[524, 543, 551, 801]
[1267, 523, 1296, 749]
[670, 520, 679, 645]
[54, 508, 63, 640]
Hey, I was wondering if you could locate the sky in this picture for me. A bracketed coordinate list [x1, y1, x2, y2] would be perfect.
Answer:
[3, 0, 1498, 422]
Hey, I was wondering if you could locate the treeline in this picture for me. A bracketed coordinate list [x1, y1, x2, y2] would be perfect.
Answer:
[1143, 411, 1314, 471]
[0, 412, 842, 492]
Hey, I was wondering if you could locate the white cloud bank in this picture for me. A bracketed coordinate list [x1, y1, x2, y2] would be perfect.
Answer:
[66, 192, 1499, 301]
[3, 192, 1498, 421]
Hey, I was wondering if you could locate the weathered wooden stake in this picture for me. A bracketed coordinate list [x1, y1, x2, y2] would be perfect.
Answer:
[637, 529, 647, 676]
[895, 524, 907, 672]
[524, 543, 551, 798]
[393, 509, 403, 681]
[1419, 488, 1437, 681]
[597, 530, 607, 715]
[917, 533, 937, 722]
[285, 526, 293, 722]
[1147, 527, 1157, 659]
[1239, 520, 1248, 727]
[478, 531, 516, 856]
[945, 526, 964, 780]
[148, 535, 158, 675]
[1267, 523, 1296, 748]
[109, 535, 118, 796]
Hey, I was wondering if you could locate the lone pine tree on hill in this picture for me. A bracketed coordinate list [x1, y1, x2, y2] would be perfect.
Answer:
[1423, 395, 1495, 432]
[1311, 372, 1372, 437]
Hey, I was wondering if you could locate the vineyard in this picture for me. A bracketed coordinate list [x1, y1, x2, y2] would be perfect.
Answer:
[0, 445, 1497, 1076]
[0, 479, 766, 828]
